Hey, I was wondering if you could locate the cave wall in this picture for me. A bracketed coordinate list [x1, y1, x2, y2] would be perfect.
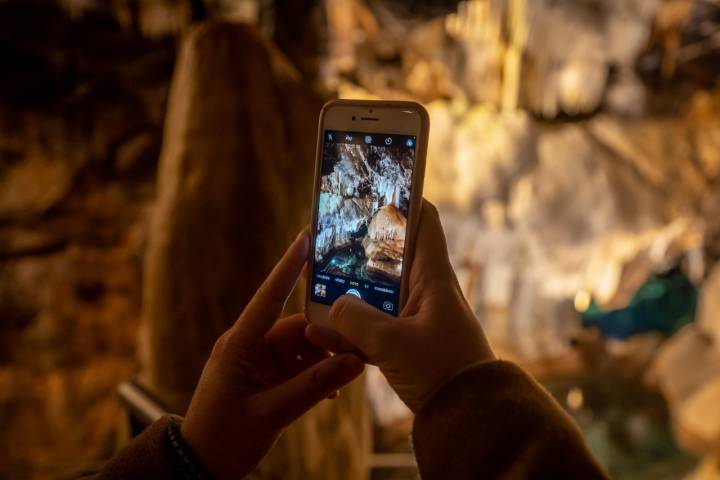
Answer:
[0, 3, 174, 477]
[0, 3, 370, 479]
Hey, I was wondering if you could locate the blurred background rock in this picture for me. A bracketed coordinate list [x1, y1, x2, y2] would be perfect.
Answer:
[0, 0, 719, 479]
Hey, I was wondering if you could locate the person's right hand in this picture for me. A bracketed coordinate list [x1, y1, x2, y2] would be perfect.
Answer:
[306, 200, 495, 413]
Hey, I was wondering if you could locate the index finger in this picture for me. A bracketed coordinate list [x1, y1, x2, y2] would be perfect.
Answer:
[229, 228, 310, 346]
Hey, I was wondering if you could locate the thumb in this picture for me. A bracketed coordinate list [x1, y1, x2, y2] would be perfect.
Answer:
[262, 353, 364, 429]
[328, 295, 397, 360]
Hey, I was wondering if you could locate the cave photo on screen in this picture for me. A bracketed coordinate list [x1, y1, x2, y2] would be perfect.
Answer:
[314, 138, 414, 288]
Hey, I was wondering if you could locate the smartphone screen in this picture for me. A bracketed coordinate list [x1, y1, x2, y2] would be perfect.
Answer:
[309, 130, 417, 315]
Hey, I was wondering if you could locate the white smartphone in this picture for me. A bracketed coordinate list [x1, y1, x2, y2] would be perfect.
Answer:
[305, 99, 429, 326]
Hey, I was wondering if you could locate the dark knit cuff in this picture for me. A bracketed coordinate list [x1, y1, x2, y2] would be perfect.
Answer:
[166, 415, 213, 480]
[415, 360, 540, 418]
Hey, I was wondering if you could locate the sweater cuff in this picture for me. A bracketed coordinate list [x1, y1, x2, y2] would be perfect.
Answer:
[97, 416, 177, 479]
[413, 359, 543, 438]
[98, 415, 213, 480]
[411, 360, 606, 480]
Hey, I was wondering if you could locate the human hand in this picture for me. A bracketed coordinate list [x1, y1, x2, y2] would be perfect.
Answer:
[306, 200, 494, 413]
[181, 230, 365, 479]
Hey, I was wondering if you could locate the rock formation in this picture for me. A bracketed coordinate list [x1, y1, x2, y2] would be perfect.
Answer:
[316, 144, 376, 261]
[315, 142, 412, 283]
[326, 0, 662, 117]
[412, 89, 720, 363]
[363, 203, 407, 280]
[141, 21, 368, 480]
[0, 3, 173, 476]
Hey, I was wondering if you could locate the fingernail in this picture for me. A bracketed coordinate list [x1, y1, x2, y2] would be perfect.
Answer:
[327, 390, 339, 399]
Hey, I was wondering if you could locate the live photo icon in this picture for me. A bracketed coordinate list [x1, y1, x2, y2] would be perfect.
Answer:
[406, 138, 414, 147]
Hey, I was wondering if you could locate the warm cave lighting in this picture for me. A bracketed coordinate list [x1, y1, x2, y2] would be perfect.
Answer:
[574, 290, 591, 313]
[566, 387, 584, 411]
[5, 0, 720, 478]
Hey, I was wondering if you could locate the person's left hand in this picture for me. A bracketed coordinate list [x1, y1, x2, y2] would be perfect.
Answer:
[181, 230, 365, 479]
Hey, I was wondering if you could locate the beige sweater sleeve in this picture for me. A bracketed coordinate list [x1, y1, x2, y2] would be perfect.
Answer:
[412, 360, 609, 480]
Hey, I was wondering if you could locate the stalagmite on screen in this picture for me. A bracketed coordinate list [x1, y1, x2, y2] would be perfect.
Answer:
[311, 130, 416, 315]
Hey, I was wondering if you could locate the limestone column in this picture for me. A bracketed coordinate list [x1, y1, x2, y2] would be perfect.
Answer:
[139, 21, 368, 479]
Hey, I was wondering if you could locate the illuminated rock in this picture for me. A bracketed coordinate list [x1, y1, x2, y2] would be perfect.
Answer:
[424, 102, 537, 209]
[321, 145, 369, 198]
[428, 107, 719, 360]
[676, 377, 720, 454]
[693, 98, 720, 181]
[316, 193, 374, 261]
[315, 142, 413, 269]
[328, 0, 663, 118]
[363, 203, 407, 280]
[403, 18, 458, 102]
[373, 150, 413, 211]
[445, 0, 505, 105]
[697, 266, 720, 351]
[646, 324, 720, 453]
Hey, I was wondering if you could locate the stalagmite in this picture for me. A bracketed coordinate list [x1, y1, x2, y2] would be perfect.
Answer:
[139, 21, 367, 479]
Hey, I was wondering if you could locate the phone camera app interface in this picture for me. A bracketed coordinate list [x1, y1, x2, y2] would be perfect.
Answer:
[311, 130, 416, 315]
